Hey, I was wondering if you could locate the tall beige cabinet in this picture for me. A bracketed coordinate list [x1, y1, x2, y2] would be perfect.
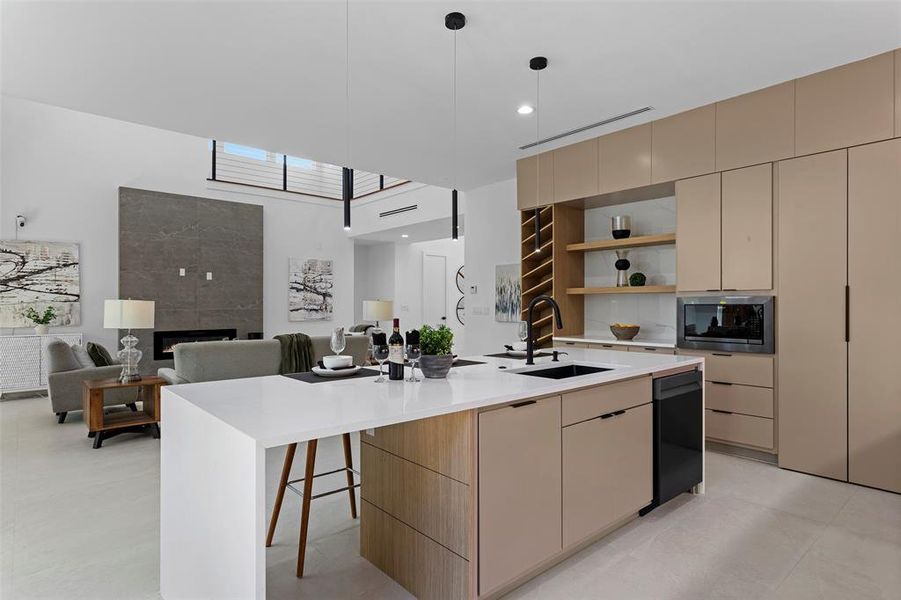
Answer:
[848, 138, 901, 494]
[776, 150, 848, 481]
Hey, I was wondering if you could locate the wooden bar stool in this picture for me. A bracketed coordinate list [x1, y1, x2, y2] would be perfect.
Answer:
[266, 433, 359, 577]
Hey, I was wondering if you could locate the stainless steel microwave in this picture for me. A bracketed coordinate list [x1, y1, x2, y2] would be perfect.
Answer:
[677, 296, 775, 354]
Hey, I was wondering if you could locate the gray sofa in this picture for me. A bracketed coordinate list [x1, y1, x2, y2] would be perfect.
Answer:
[46, 340, 138, 423]
[157, 335, 370, 385]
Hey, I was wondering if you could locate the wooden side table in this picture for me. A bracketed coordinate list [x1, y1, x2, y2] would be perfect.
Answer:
[82, 376, 165, 449]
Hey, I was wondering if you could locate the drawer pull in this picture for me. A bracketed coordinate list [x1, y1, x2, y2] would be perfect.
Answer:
[711, 409, 733, 415]
[564, 342, 576, 345]
[711, 352, 733, 357]
[643, 347, 657, 352]
[600, 410, 626, 420]
[709, 381, 733, 386]
[602, 344, 613, 348]
[510, 400, 537, 409]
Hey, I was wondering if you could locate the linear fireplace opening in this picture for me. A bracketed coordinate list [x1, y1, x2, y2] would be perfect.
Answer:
[153, 329, 238, 360]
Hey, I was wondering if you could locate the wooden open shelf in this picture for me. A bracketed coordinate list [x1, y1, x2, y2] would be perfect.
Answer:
[566, 233, 676, 253]
[522, 222, 553, 246]
[566, 285, 676, 295]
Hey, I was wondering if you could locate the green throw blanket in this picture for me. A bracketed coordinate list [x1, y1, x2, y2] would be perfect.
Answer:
[274, 333, 315, 374]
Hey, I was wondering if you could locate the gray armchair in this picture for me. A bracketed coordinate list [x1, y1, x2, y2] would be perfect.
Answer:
[46, 340, 139, 423]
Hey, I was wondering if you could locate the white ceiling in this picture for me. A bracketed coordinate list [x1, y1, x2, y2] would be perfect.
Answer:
[3, 1, 900, 190]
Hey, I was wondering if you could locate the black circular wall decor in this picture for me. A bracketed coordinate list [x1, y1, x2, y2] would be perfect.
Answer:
[456, 296, 465, 325]
[455, 266, 465, 294]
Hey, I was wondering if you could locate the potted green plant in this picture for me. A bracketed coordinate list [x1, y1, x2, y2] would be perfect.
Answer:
[23, 306, 56, 335]
[418, 324, 454, 379]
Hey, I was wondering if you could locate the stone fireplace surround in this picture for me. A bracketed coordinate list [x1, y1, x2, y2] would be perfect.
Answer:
[118, 187, 264, 375]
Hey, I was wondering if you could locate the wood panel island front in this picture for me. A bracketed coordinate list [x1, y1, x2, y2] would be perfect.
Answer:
[159, 348, 703, 599]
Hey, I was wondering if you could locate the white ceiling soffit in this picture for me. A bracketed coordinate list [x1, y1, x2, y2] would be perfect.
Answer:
[3, 1, 900, 190]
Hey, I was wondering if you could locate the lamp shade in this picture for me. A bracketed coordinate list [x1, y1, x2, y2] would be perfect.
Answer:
[104, 299, 155, 329]
[362, 300, 393, 322]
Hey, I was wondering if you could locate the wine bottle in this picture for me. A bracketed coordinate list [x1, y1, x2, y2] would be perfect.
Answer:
[388, 318, 405, 380]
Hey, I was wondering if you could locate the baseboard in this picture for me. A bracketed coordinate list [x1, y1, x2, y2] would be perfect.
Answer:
[706, 440, 778, 465]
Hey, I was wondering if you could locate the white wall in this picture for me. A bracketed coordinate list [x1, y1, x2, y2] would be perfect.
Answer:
[1, 96, 354, 351]
[584, 197, 677, 341]
[353, 242, 395, 324]
[393, 238, 465, 351]
[462, 178, 521, 355]
[349, 183, 463, 237]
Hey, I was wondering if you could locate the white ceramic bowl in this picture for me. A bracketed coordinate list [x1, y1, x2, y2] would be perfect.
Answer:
[322, 355, 353, 369]
[512, 341, 527, 351]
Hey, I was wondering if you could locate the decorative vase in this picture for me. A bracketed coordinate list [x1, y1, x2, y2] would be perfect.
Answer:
[611, 215, 632, 239]
[614, 250, 631, 287]
[419, 354, 454, 379]
[34, 324, 49, 335]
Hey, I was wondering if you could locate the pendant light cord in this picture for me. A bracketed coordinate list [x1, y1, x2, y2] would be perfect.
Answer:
[346, 0, 351, 168]
[453, 26, 457, 191]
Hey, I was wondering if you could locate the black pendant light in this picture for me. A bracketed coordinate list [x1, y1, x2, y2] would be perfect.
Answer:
[529, 56, 547, 252]
[343, 0, 353, 231]
[531, 56, 547, 254]
[446, 11, 465, 241]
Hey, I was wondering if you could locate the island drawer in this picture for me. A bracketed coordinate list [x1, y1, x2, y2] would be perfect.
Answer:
[361, 442, 470, 558]
[705, 382, 774, 418]
[705, 409, 774, 450]
[562, 376, 652, 427]
[680, 350, 774, 387]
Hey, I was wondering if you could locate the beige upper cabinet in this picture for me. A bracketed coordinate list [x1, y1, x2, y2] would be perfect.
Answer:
[721, 164, 773, 291]
[676, 173, 721, 292]
[776, 150, 848, 481]
[716, 82, 795, 172]
[598, 123, 652, 194]
[478, 397, 562, 595]
[652, 104, 716, 184]
[516, 152, 554, 210]
[795, 52, 895, 156]
[553, 139, 598, 203]
[895, 50, 901, 136]
[848, 138, 901, 494]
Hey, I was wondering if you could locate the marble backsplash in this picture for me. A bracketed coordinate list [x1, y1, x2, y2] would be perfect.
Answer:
[583, 196, 677, 340]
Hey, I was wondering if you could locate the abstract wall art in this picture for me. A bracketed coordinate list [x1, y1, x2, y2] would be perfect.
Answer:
[495, 263, 521, 323]
[288, 258, 333, 321]
[0, 240, 81, 327]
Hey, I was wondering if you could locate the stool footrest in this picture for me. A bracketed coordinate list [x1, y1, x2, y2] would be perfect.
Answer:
[286, 466, 360, 501]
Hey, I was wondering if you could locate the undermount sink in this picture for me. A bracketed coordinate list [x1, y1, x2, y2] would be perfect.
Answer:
[514, 363, 613, 380]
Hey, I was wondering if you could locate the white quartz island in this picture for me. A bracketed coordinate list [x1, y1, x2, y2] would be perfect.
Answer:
[160, 347, 703, 600]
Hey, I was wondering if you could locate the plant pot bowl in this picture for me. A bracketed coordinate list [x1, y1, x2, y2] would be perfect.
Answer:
[610, 325, 640, 341]
[34, 324, 49, 335]
[419, 354, 454, 379]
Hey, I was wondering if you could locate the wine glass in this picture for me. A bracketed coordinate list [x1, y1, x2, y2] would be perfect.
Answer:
[372, 343, 389, 383]
[330, 327, 346, 356]
[405, 344, 421, 382]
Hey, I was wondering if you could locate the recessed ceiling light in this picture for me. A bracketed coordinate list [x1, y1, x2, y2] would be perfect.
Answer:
[517, 105, 534, 115]
[401, 234, 409, 238]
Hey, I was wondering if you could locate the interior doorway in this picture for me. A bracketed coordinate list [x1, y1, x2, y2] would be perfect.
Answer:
[422, 253, 448, 328]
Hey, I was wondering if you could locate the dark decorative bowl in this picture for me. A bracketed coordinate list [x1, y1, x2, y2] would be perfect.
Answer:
[610, 325, 640, 341]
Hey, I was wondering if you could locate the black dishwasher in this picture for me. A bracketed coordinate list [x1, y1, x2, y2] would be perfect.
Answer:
[641, 370, 703, 515]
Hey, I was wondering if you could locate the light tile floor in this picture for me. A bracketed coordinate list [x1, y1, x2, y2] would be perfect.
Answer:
[2, 395, 899, 599]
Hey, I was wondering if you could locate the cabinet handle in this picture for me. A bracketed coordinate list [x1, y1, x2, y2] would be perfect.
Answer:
[709, 381, 733, 386]
[712, 352, 732, 357]
[564, 342, 576, 346]
[510, 400, 536, 409]
[711, 409, 733, 415]
[643, 347, 657, 352]
[600, 410, 626, 420]
[722, 288, 738, 292]
[845, 285, 850, 343]
[602, 344, 613, 348]
[706, 289, 720, 292]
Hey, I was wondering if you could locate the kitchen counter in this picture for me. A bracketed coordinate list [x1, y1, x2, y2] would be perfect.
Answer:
[554, 334, 677, 349]
[160, 347, 703, 599]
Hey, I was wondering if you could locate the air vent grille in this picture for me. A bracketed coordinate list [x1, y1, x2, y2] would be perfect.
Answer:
[518, 106, 654, 150]
[379, 204, 418, 218]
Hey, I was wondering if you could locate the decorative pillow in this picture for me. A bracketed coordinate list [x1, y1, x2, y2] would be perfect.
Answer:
[71, 344, 95, 369]
[87, 342, 116, 366]
[45, 340, 82, 373]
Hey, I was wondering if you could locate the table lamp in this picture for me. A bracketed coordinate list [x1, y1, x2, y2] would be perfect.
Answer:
[362, 300, 393, 330]
[104, 299, 155, 383]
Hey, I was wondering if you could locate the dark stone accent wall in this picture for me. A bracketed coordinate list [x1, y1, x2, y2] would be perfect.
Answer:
[118, 187, 263, 374]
